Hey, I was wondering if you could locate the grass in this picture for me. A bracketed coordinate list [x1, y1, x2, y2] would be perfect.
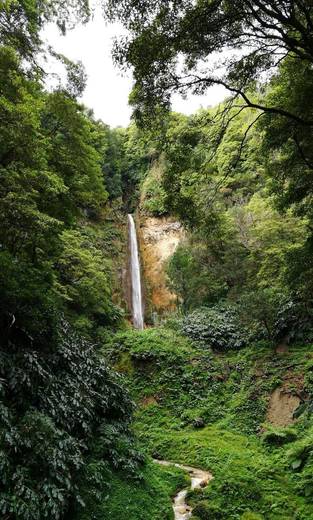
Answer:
[76, 328, 313, 519]
[74, 461, 188, 520]
[106, 328, 313, 519]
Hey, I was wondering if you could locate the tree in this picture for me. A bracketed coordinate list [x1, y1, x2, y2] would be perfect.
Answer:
[105, 0, 313, 127]
[260, 57, 313, 221]
[42, 91, 108, 220]
[101, 126, 124, 200]
[0, 318, 135, 520]
[160, 104, 308, 319]
[0, 0, 90, 60]
[0, 3, 140, 519]
[55, 229, 120, 335]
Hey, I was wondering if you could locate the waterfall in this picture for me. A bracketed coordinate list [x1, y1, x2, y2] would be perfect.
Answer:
[128, 214, 144, 329]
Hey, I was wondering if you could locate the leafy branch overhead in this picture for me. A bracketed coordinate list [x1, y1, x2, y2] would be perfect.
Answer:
[105, 0, 313, 126]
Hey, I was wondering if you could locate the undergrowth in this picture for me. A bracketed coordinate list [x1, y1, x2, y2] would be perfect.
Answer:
[102, 328, 313, 519]
[73, 461, 187, 520]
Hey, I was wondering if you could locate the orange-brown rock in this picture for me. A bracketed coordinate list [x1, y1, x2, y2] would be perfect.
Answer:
[139, 216, 184, 318]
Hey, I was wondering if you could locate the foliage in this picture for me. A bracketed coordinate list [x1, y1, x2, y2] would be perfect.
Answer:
[261, 58, 313, 222]
[0, 37, 125, 340]
[140, 157, 167, 216]
[102, 123, 156, 210]
[0, 5, 140, 520]
[286, 430, 313, 501]
[182, 306, 247, 351]
[0, 318, 135, 520]
[153, 106, 310, 344]
[106, 0, 313, 345]
[262, 427, 298, 447]
[55, 228, 122, 336]
[42, 91, 107, 217]
[5, 1, 313, 520]
[106, 327, 192, 365]
[0, 0, 90, 61]
[106, 0, 313, 129]
[260, 58, 313, 308]
[273, 299, 313, 344]
[114, 327, 313, 519]
[74, 460, 186, 520]
[236, 289, 285, 342]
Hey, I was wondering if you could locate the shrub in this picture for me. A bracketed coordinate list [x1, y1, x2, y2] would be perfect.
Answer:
[107, 328, 191, 364]
[141, 175, 167, 216]
[182, 305, 247, 351]
[286, 432, 313, 499]
[262, 426, 298, 446]
[0, 316, 137, 520]
[192, 501, 223, 519]
[241, 513, 264, 520]
[273, 298, 313, 344]
[140, 159, 168, 217]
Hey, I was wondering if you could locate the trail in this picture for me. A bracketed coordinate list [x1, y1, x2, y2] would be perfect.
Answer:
[154, 460, 213, 520]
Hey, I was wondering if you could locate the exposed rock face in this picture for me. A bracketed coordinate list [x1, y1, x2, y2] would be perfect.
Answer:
[267, 387, 300, 427]
[139, 216, 184, 318]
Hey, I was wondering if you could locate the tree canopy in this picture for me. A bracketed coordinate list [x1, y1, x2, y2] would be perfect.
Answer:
[105, 0, 313, 126]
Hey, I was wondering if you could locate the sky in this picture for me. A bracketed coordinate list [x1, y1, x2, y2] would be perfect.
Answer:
[43, 9, 227, 128]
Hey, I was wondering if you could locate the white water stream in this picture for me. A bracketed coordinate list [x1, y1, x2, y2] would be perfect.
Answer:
[154, 460, 212, 520]
[128, 214, 144, 330]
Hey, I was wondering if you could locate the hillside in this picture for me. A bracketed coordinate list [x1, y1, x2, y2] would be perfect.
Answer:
[72, 324, 313, 519]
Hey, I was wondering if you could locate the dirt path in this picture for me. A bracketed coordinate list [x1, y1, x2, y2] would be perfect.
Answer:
[154, 460, 213, 520]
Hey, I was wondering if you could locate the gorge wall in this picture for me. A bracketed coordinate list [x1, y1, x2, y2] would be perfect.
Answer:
[138, 215, 184, 321]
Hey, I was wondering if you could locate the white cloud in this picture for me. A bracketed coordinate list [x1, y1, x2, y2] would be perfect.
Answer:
[42, 9, 227, 128]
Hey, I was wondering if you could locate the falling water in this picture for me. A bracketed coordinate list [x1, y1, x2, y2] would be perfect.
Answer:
[128, 214, 144, 329]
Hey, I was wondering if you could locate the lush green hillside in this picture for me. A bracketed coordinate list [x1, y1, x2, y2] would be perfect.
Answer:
[102, 327, 313, 519]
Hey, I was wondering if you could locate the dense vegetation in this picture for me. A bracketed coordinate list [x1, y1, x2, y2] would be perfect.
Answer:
[3, 1, 313, 520]
[0, 2, 147, 519]
[106, 0, 313, 343]
[104, 327, 313, 519]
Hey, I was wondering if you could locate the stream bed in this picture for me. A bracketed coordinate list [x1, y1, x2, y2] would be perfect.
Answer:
[154, 460, 213, 520]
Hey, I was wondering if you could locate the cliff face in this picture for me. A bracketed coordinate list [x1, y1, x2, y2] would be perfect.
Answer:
[139, 216, 184, 320]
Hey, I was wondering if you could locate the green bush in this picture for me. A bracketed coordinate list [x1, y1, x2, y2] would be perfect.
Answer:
[140, 158, 168, 217]
[182, 305, 247, 351]
[74, 461, 187, 520]
[286, 431, 313, 500]
[273, 298, 313, 344]
[0, 317, 136, 520]
[193, 500, 221, 519]
[241, 513, 264, 520]
[262, 426, 298, 446]
[107, 328, 191, 363]
[141, 175, 167, 216]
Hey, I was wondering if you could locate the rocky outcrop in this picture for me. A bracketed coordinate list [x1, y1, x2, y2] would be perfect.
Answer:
[139, 216, 184, 320]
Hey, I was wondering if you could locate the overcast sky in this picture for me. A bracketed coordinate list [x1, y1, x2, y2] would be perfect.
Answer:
[43, 10, 227, 128]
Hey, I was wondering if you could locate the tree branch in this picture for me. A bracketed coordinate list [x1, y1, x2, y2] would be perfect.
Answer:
[171, 75, 313, 126]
